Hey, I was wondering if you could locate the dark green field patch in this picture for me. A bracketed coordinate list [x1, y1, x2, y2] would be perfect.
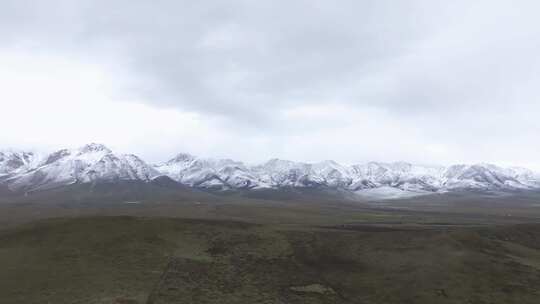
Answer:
[1, 217, 540, 303]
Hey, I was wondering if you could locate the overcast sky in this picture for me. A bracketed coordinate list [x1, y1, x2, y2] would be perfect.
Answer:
[1, 0, 540, 168]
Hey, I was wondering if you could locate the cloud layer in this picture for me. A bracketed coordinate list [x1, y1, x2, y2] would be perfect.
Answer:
[1, 0, 539, 168]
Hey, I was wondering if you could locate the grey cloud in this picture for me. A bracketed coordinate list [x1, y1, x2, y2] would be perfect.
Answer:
[1, 0, 540, 167]
[0, 1, 466, 120]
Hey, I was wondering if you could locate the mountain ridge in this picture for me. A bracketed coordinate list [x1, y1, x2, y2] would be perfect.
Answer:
[1, 143, 539, 195]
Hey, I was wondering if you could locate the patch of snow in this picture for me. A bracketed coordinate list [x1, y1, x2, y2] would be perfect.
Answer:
[355, 186, 434, 200]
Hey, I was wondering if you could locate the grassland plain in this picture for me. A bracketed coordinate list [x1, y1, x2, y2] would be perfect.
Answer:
[0, 213, 540, 303]
[1, 186, 540, 303]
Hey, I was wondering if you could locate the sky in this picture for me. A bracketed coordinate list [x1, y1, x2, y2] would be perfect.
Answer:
[1, 0, 540, 168]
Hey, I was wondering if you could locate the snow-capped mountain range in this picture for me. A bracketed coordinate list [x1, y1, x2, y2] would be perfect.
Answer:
[1, 143, 539, 195]
[0, 144, 157, 192]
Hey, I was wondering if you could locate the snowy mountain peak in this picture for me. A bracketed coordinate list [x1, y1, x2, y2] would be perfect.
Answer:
[261, 158, 309, 170]
[315, 160, 341, 166]
[155, 154, 540, 193]
[1, 144, 157, 192]
[2, 145, 540, 195]
[78, 143, 111, 154]
[0, 150, 42, 175]
[167, 153, 196, 164]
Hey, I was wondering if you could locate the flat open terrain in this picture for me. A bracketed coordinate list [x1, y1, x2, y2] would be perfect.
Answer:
[1, 188, 540, 303]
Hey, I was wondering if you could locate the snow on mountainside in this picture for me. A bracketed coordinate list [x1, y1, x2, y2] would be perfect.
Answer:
[252, 159, 319, 188]
[0, 150, 42, 177]
[441, 164, 525, 190]
[154, 153, 264, 189]
[507, 167, 540, 187]
[1, 143, 540, 195]
[349, 162, 445, 191]
[155, 153, 540, 193]
[3, 144, 159, 192]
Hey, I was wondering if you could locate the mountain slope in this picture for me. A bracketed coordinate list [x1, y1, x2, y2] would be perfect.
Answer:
[154, 154, 263, 189]
[3, 144, 159, 192]
[0, 150, 42, 178]
[1, 144, 540, 195]
[155, 154, 540, 193]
